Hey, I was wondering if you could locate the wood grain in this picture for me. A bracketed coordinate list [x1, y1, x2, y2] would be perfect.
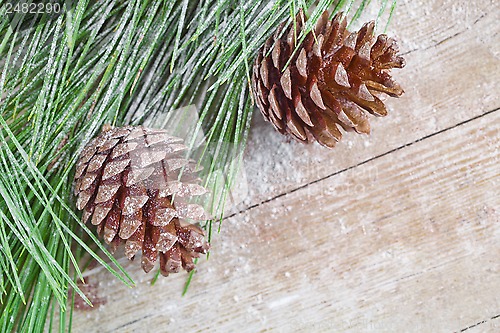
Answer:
[69, 0, 500, 332]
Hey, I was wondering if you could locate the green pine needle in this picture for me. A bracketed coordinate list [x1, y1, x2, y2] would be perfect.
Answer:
[0, 0, 397, 331]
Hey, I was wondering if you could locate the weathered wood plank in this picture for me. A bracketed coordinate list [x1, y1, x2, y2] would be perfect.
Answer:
[71, 106, 499, 333]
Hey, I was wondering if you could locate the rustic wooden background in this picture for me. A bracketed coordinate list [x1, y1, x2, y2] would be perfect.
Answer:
[70, 0, 499, 332]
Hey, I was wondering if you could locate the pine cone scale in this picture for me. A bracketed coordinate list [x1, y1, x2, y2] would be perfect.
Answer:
[91, 202, 112, 226]
[102, 158, 130, 180]
[76, 190, 92, 210]
[125, 223, 144, 259]
[119, 213, 140, 239]
[153, 224, 177, 253]
[86, 154, 107, 173]
[103, 206, 120, 244]
[77, 171, 97, 192]
[141, 233, 157, 273]
[160, 245, 181, 276]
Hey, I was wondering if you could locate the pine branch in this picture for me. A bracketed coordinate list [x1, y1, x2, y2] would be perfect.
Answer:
[0, 0, 397, 331]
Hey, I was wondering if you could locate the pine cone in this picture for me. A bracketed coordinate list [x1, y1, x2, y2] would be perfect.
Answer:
[74, 125, 210, 276]
[251, 10, 405, 148]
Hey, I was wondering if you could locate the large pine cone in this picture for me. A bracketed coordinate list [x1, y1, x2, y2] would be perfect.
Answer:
[251, 10, 405, 148]
[74, 125, 210, 276]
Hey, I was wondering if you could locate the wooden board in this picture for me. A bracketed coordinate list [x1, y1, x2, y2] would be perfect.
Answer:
[69, 0, 500, 332]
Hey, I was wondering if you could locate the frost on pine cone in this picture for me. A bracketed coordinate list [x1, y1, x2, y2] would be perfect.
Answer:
[251, 10, 405, 148]
[74, 126, 209, 276]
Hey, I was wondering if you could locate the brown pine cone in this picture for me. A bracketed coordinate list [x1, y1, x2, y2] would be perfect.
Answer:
[74, 125, 210, 276]
[251, 10, 405, 148]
